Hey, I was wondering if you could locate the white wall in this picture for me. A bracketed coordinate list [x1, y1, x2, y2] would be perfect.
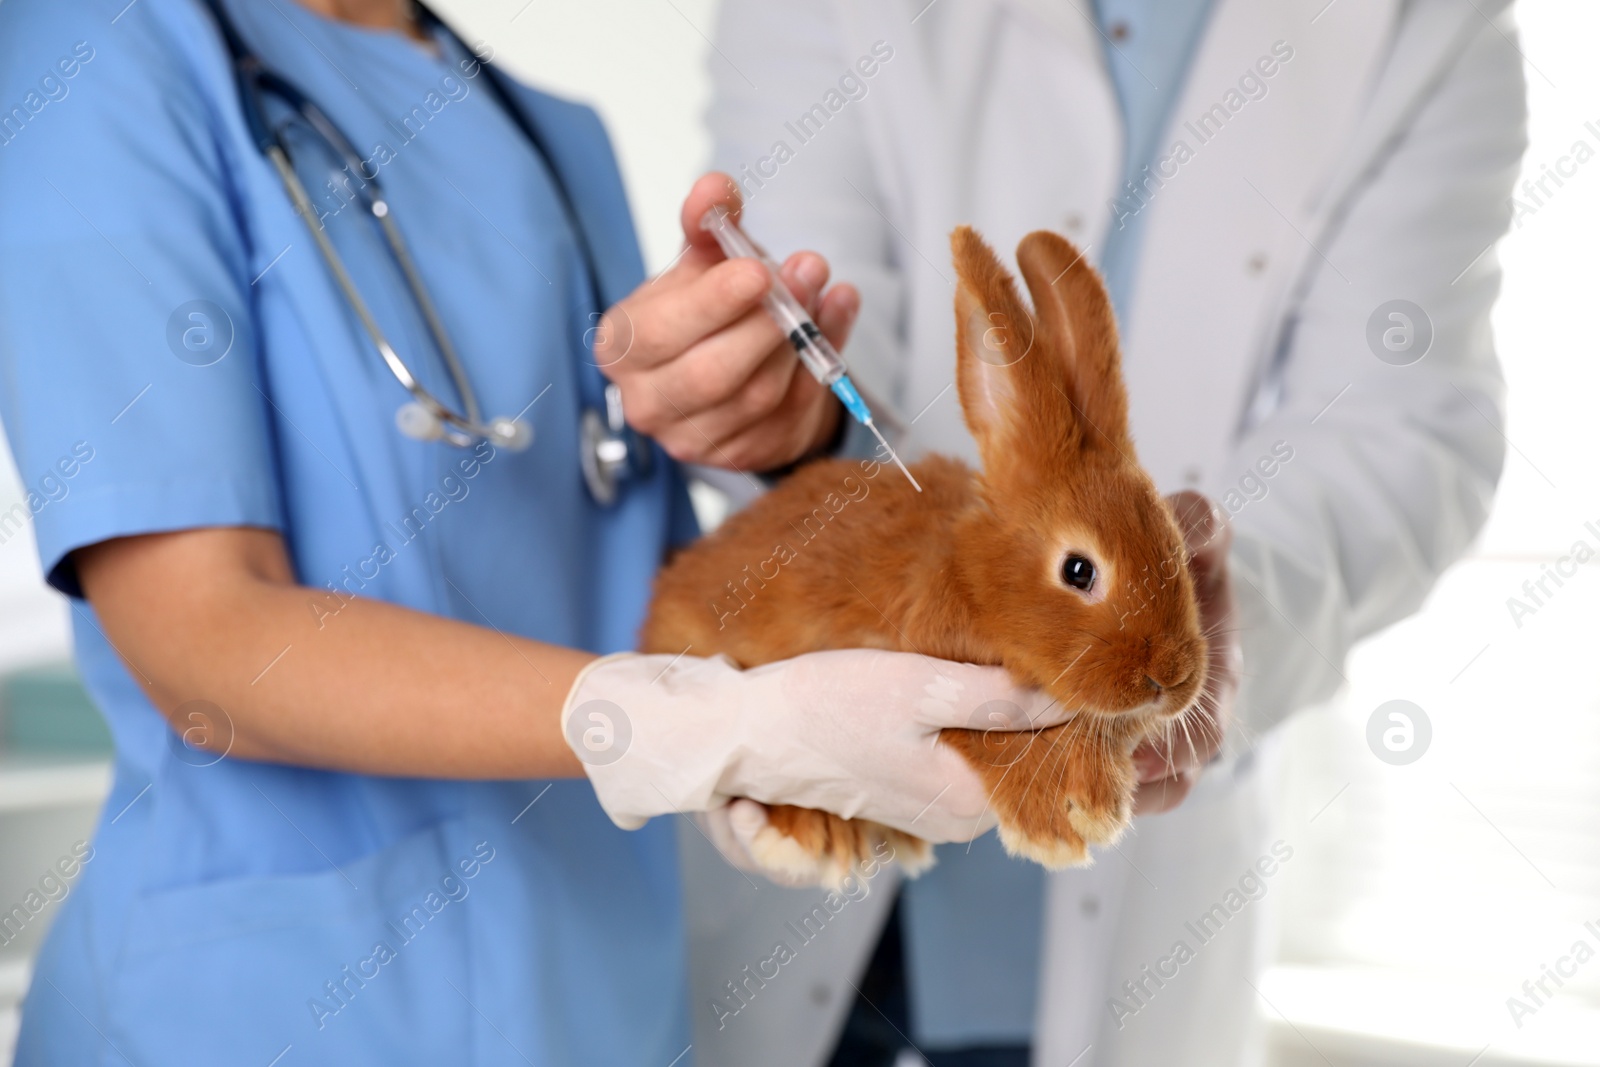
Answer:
[435, 0, 718, 274]
[1265, 3, 1600, 1064]
[0, 437, 71, 674]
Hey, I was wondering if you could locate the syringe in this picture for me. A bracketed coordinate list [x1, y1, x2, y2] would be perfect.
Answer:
[700, 206, 921, 492]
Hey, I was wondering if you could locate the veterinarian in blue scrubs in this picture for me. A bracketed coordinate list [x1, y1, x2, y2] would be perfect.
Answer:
[0, 1, 692, 1062]
[0, 0, 1032, 1062]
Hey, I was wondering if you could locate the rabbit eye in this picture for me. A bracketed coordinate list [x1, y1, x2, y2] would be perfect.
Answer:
[1061, 554, 1096, 592]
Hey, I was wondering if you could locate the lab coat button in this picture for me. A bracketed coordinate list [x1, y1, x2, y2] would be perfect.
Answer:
[1081, 895, 1101, 918]
[1063, 212, 1084, 234]
[810, 982, 832, 1006]
[1247, 253, 1268, 275]
[1108, 21, 1131, 42]
[1184, 466, 1202, 486]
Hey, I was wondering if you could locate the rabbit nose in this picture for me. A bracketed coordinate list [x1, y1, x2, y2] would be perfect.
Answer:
[1142, 637, 1196, 693]
[1143, 665, 1193, 692]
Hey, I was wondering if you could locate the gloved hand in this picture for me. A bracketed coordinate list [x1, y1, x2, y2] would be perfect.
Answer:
[695, 799, 819, 887]
[561, 648, 1063, 842]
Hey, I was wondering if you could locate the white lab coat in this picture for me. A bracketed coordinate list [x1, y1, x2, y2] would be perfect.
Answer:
[685, 0, 1526, 1064]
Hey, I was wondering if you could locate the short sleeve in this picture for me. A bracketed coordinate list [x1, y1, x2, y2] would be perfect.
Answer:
[0, 0, 283, 597]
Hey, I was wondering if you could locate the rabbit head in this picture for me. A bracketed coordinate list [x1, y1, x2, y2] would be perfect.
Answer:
[949, 227, 1207, 724]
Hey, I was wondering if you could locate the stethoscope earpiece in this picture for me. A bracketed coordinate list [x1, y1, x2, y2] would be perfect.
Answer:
[397, 402, 533, 452]
[487, 416, 534, 453]
[396, 401, 446, 442]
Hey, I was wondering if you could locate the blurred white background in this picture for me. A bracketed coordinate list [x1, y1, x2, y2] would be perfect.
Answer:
[1261, 3, 1600, 1063]
[0, 1, 1594, 1064]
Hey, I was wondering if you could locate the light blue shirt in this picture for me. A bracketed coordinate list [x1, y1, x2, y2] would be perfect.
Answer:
[900, 0, 1215, 1048]
[0, 0, 695, 1063]
[1095, 0, 1219, 322]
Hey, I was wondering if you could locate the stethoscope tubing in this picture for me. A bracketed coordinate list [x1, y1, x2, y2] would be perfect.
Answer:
[247, 71, 501, 449]
[201, 0, 652, 497]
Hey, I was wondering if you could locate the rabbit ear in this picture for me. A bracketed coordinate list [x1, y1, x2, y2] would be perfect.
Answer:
[953, 227, 1033, 479]
[952, 227, 1114, 483]
[1014, 230, 1130, 447]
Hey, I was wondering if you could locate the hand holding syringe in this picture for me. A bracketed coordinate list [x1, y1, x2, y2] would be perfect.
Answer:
[700, 206, 921, 491]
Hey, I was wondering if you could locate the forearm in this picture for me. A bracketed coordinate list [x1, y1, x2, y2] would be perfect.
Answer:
[78, 529, 591, 779]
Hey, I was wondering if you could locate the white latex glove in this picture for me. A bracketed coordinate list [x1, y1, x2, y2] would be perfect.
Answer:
[562, 648, 1063, 842]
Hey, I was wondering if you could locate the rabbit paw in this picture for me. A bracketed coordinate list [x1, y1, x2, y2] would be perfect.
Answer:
[1060, 749, 1137, 846]
[993, 782, 1122, 869]
[761, 806, 936, 890]
[889, 834, 938, 879]
[1064, 786, 1133, 845]
[996, 817, 1089, 869]
[745, 822, 840, 886]
[982, 765, 1094, 869]
[945, 721, 1135, 869]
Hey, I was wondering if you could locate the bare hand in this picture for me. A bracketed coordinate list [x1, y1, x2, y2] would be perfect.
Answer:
[593, 173, 859, 472]
[1132, 490, 1242, 814]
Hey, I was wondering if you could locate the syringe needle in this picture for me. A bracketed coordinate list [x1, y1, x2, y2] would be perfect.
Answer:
[865, 420, 922, 493]
[699, 208, 922, 492]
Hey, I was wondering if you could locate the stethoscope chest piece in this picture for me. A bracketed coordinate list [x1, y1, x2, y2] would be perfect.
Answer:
[580, 383, 652, 506]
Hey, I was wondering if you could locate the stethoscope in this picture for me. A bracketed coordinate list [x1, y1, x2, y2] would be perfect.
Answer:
[201, 0, 651, 506]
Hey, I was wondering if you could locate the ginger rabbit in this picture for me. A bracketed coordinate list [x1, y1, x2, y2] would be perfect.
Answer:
[641, 227, 1208, 886]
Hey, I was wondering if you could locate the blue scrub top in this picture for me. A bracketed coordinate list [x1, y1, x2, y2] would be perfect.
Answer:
[0, 1, 697, 1063]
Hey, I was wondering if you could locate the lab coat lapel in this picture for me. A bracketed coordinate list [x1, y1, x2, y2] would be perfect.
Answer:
[973, 0, 1119, 256]
[1318, 0, 1515, 213]
[999, 0, 1113, 60]
[855, 0, 1111, 256]
[830, 0, 966, 262]
[834, 0, 1120, 451]
[1119, 0, 1398, 492]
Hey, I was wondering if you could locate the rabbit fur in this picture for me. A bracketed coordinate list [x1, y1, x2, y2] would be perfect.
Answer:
[640, 227, 1208, 888]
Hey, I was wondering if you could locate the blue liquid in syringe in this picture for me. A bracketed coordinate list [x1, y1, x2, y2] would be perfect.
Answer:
[703, 206, 921, 491]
